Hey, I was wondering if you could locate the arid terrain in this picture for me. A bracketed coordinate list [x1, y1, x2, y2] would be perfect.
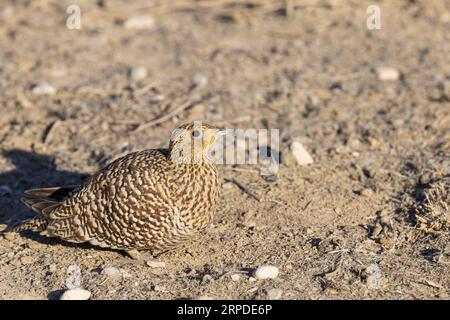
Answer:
[0, 0, 449, 300]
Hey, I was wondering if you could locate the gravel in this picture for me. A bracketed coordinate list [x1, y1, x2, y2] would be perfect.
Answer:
[31, 82, 56, 95]
[59, 288, 91, 300]
[375, 67, 400, 81]
[253, 265, 279, 280]
[266, 288, 283, 300]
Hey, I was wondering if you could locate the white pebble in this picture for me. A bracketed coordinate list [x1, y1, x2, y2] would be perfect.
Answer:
[202, 274, 214, 284]
[366, 263, 382, 289]
[290, 141, 314, 165]
[65, 265, 82, 289]
[266, 288, 283, 300]
[230, 274, 240, 281]
[375, 67, 400, 81]
[254, 265, 279, 280]
[31, 82, 56, 95]
[153, 285, 165, 292]
[193, 73, 208, 88]
[48, 264, 57, 273]
[124, 15, 155, 30]
[145, 259, 166, 268]
[60, 288, 91, 300]
[130, 66, 147, 81]
[101, 266, 131, 278]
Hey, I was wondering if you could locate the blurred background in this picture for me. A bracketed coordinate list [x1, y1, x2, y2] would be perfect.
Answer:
[0, 0, 449, 300]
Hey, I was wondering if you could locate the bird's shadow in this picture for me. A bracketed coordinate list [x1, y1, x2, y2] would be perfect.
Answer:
[0, 149, 88, 241]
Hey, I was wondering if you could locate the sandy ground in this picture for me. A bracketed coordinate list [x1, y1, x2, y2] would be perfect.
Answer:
[0, 0, 449, 300]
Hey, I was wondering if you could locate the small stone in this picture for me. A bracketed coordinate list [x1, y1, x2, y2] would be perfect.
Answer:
[230, 274, 240, 281]
[222, 181, 235, 190]
[419, 172, 432, 185]
[245, 220, 256, 229]
[153, 285, 165, 292]
[248, 277, 257, 282]
[60, 288, 91, 300]
[20, 256, 36, 265]
[202, 274, 214, 285]
[247, 286, 259, 293]
[101, 266, 131, 278]
[123, 15, 155, 30]
[31, 82, 56, 95]
[3, 232, 15, 241]
[375, 67, 400, 81]
[366, 263, 382, 289]
[48, 264, 57, 273]
[266, 288, 283, 300]
[323, 287, 339, 296]
[66, 265, 82, 289]
[290, 141, 314, 165]
[254, 265, 279, 280]
[130, 66, 147, 81]
[360, 188, 374, 197]
[149, 94, 165, 103]
[193, 73, 208, 88]
[145, 259, 166, 268]
[0, 224, 7, 232]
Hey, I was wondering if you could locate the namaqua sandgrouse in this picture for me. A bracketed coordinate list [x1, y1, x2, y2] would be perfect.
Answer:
[11, 122, 225, 258]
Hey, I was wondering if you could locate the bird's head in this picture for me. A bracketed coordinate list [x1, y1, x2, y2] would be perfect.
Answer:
[169, 122, 226, 164]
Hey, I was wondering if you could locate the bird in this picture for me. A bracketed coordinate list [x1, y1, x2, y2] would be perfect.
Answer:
[7, 122, 225, 260]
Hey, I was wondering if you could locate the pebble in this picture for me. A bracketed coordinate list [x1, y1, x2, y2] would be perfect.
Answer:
[245, 220, 256, 229]
[3, 232, 16, 241]
[366, 263, 382, 289]
[419, 172, 432, 185]
[123, 15, 155, 30]
[145, 259, 166, 268]
[48, 264, 57, 273]
[266, 288, 283, 300]
[130, 66, 147, 81]
[0, 224, 7, 232]
[101, 266, 131, 279]
[254, 265, 279, 280]
[201, 274, 214, 285]
[60, 288, 91, 300]
[149, 94, 166, 103]
[152, 285, 165, 292]
[31, 82, 56, 95]
[361, 188, 374, 197]
[375, 67, 400, 81]
[193, 73, 208, 88]
[66, 265, 82, 289]
[20, 256, 36, 265]
[222, 181, 235, 190]
[290, 141, 314, 165]
[230, 274, 240, 281]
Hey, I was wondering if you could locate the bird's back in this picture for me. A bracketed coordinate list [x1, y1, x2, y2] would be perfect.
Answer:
[19, 148, 220, 251]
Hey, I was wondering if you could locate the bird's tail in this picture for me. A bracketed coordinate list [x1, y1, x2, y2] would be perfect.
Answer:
[3, 186, 79, 233]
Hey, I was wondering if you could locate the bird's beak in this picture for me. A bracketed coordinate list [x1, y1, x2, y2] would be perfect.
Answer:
[216, 129, 227, 136]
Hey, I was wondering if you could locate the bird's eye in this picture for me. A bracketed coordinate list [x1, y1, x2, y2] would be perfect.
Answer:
[192, 130, 201, 137]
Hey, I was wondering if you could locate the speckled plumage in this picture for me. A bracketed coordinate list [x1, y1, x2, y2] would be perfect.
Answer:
[16, 122, 223, 253]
